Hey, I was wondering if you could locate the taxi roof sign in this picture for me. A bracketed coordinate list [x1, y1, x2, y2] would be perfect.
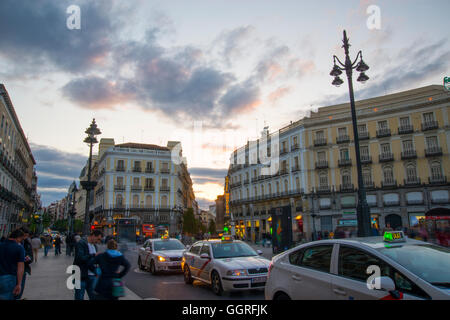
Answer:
[221, 235, 233, 242]
[383, 231, 405, 243]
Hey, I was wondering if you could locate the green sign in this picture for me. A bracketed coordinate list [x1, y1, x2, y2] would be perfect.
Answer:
[343, 211, 355, 215]
[445, 77, 450, 91]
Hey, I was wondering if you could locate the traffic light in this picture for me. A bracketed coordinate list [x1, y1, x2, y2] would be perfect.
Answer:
[90, 225, 95, 230]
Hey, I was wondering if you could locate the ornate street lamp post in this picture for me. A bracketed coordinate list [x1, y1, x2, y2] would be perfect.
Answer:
[80, 119, 101, 236]
[330, 30, 371, 237]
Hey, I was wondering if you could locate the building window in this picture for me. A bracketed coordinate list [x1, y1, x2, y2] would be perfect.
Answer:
[133, 177, 140, 186]
[318, 151, 326, 162]
[117, 177, 124, 186]
[133, 195, 139, 207]
[295, 177, 300, 190]
[342, 170, 351, 186]
[402, 140, 414, 152]
[276, 181, 280, 193]
[405, 164, 417, 182]
[340, 148, 350, 160]
[145, 178, 153, 187]
[338, 127, 347, 136]
[319, 172, 328, 187]
[145, 195, 153, 207]
[430, 162, 443, 179]
[116, 194, 123, 207]
[423, 112, 435, 123]
[363, 169, 372, 185]
[400, 117, 410, 127]
[160, 196, 168, 207]
[383, 166, 394, 183]
[360, 146, 369, 157]
[284, 180, 289, 192]
[378, 120, 388, 130]
[426, 136, 438, 149]
[357, 124, 367, 135]
[261, 185, 264, 195]
[381, 143, 391, 154]
[316, 130, 325, 140]
[246, 188, 249, 198]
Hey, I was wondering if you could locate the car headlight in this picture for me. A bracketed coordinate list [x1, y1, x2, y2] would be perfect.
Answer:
[226, 269, 248, 276]
[158, 256, 166, 262]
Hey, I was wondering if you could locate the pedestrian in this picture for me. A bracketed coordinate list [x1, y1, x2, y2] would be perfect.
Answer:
[0, 229, 26, 300]
[74, 233, 81, 243]
[90, 239, 130, 300]
[31, 234, 41, 263]
[43, 234, 52, 257]
[54, 234, 62, 256]
[15, 227, 32, 300]
[73, 230, 103, 300]
[66, 233, 75, 256]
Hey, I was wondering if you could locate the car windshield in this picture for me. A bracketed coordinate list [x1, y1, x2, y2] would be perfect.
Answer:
[377, 244, 450, 287]
[211, 242, 258, 259]
[153, 240, 185, 251]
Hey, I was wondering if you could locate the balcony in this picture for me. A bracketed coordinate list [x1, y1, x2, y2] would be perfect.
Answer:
[291, 166, 300, 173]
[291, 144, 300, 151]
[404, 177, 421, 186]
[376, 128, 391, 138]
[336, 135, 350, 144]
[251, 177, 258, 183]
[280, 149, 289, 156]
[379, 152, 394, 162]
[360, 155, 372, 164]
[317, 185, 331, 193]
[338, 158, 352, 167]
[144, 186, 155, 192]
[363, 181, 375, 189]
[145, 167, 154, 173]
[243, 179, 249, 185]
[381, 180, 397, 188]
[428, 176, 447, 185]
[314, 138, 327, 147]
[358, 131, 370, 140]
[116, 166, 125, 172]
[339, 183, 355, 192]
[421, 120, 438, 131]
[425, 146, 442, 157]
[132, 167, 142, 173]
[160, 186, 170, 192]
[401, 149, 417, 160]
[114, 185, 125, 191]
[398, 125, 414, 135]
[315, 160, 328, 169]
[160, 168, 171, 174]
[280, 168, 289, 176]
[131, 185, 142, 192]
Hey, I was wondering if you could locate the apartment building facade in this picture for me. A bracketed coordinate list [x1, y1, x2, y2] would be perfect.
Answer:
[0, 84, 36, 237]
[228, 85, 450, 242]
[91, 139, 195, 237]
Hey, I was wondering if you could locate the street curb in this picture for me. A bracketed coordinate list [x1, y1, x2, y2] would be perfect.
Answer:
[121, 286, 142, 300]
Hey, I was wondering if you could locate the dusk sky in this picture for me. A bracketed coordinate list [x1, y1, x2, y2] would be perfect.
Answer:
[0, 0, 448, 208]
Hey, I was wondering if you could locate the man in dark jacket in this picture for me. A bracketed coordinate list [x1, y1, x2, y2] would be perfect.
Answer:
[90, 239, 130, 300]
[73, 230, 103, 300]
[15, 227, 32, 300]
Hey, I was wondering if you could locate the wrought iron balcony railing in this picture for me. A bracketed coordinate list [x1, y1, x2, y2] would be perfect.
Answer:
[398, 125, 414, 135]
[425, 146, 442, 157]
[376, 128, 391, 138]
[421, 120, 438, 131]
[401, 149, 417, 160]
[379, 152, 394, 162]
[336, 135, 350, 144]
[314, 138, 327, 147]
[315, 160, 328, 169]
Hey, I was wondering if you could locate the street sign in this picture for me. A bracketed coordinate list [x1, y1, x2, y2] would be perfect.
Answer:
[444, 76, 450, 91]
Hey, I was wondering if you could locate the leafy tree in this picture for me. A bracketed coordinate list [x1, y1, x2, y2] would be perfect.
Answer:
[42, 212, 52, 229]
[182, 208, 196, 235]
[73, 219, 83, 233]
[52, 219, 68, 232]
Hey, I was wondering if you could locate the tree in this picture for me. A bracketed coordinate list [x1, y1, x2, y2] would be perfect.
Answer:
[182, 208, 196, 235]
[42, 212, 52, 229]
[208, 219, 216, 235]
[73, 219, 83, 233]
[52, 219, 68, 232]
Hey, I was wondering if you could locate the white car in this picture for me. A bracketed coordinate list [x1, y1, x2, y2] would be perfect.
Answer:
[182, 237, 271, 295]
[265, 231, 450, 300]
[138, 238, 186, 274]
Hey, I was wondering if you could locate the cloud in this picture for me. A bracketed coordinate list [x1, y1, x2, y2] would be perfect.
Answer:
[212, 25, 256, 67]
[0, 0, 116, 75]
[30, 143, 86, 205]
[268, 86, 292, 104]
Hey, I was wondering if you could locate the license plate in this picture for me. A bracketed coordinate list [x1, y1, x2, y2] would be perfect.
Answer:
[171, 262, 180, 266]
[251, 276, 267, 283]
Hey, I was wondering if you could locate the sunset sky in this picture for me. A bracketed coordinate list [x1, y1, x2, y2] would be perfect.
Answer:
[0, 0, 449, 208]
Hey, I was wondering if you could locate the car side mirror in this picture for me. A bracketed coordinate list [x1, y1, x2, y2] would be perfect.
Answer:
[200, 253, 210, 259]
[373, 276, 396, 292]
[257, 250, 263, 255]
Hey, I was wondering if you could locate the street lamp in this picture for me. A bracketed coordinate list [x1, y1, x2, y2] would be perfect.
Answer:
[80, 119, 101, 236]
[330, 30, 371, 237]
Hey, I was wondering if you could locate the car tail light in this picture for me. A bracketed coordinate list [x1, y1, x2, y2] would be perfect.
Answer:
[268, 262, 274, 277]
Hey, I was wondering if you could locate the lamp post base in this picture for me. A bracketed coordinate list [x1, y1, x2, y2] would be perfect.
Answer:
[356, 202, 371, 237]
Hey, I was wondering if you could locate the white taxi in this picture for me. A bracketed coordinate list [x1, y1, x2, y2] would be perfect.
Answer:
[265, 231, 450, 300]
[182, 236, 271, 295]
[138, 237, 186, 274]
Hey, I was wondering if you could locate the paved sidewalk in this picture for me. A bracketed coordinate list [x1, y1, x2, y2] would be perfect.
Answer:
[23, 247, 141, 300]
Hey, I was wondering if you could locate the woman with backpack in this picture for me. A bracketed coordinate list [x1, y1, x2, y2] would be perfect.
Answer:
[90, 239, 130, 300]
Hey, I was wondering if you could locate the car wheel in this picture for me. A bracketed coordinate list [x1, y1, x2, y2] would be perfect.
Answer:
[138, 257, 145, 270]
[150, 260, 157, 275]
[211, 271, 223, 296]
[184, 265, 193, 284]
[274, 292, 291, 300]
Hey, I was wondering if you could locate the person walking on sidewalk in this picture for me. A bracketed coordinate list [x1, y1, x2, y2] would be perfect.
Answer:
[43, 234, 52, 257]
[31, 234, 41, 263]
[66, 233, 74, 256]
[54, 235, 62, 256]
[90, 239, 130, 300]
[0, 229, 25, 300]
[73, 230, 103, 300]
[15, 227, 33, 300]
